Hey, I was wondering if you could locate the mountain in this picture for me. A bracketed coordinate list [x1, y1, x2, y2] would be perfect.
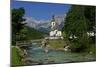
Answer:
[23, 17, 50, 29]
[23, 17, 39, 28]
[54, 15, 65, 30]
[23, 14, 66, 34]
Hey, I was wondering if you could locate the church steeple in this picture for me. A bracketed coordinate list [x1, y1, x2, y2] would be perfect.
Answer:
[49, 15, 63, 39]
[51, 15, 55, 22]
[51, 15, 56, 30]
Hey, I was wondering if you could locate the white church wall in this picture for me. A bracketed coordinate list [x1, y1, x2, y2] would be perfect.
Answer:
[50, 31, 55, 36]
[56, 31, 62, 36]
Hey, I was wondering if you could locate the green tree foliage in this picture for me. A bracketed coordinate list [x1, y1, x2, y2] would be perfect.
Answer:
[84, 6, 96, 31]
[63, 5, 96, 52]
[64, 5, 87, 38]
[12, 8, 26, 34]
[84, 6, 96, 43]
[12, 8, 26, 45]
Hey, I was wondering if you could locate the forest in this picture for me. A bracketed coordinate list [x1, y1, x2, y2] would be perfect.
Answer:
[63, 5, 96, 53]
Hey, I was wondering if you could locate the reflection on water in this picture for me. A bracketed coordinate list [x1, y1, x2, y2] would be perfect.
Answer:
[26, 41, 96, 65]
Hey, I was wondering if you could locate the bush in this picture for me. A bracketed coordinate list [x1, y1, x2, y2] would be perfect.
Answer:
[70, 34, 89, 52]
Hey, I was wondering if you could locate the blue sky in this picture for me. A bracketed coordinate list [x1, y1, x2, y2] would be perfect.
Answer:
[11, 0, 71, 20]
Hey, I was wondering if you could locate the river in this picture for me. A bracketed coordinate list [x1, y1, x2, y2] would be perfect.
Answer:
[25, 40, 96, 65]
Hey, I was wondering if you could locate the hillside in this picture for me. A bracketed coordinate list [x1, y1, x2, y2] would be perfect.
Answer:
[25, 26, 45, 40]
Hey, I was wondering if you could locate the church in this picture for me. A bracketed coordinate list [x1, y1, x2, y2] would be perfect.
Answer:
[49, 15, 63, 39]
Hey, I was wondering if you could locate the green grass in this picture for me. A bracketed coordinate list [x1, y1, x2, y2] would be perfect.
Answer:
[48, 39, 66, 49]
[11, 47, 22, 66]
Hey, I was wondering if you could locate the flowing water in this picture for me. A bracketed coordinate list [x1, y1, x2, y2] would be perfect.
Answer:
[26, 41, 96, 65]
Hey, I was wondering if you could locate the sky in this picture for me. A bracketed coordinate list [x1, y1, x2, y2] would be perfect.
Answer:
[11, 0, 71, 20]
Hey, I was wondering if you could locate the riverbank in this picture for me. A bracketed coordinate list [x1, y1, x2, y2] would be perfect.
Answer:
[11, 45, 29, 66]
[48, 39, 66, 49]
[11, 46, 22, 66]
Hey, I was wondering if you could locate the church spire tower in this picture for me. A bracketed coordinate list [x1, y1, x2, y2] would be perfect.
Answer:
[52, 15, 55, 22]
[51, 15, 56, 31]
[49, 15, 63, 39]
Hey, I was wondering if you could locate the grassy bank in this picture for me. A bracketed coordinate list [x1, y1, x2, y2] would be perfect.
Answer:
[11, 47, 22, 66]
[48, 39, 66, 49]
